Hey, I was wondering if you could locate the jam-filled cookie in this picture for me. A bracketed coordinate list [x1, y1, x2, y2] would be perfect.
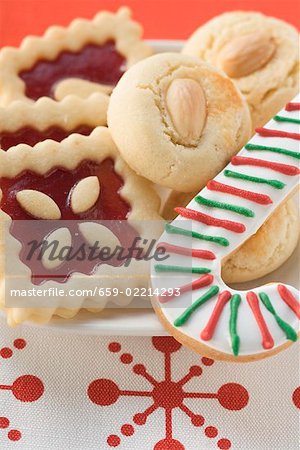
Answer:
[0, 7, 152, 105]
[182, 11, 299, 131]
[151, 97, 300, 362]
[0, 127, 161, 326]
[0, 94, 108, 150]
[108, 52, 251, 193]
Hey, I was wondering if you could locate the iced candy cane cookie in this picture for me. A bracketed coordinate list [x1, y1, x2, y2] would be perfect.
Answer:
[0, 7, 152, 105]
[0, 127, 161, 326]
[163, 194, 299, 284]
[151, 96, 300, 361]
[182, 11, 299, 131]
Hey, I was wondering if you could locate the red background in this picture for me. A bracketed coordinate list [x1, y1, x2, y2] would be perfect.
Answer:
[0, 0, 299, 47]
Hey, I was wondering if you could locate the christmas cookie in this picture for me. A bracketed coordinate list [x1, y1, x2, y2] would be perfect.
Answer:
[0, 7, 152, 105]
[108, 52, 251, 193]
[151, 97, 300, 361]
[222, 199, 299, 283]
[0, 127, 161, 326]
[0, 94, 108, 150]
[162, 191, 299, 285]
[182, 11, 299, 131]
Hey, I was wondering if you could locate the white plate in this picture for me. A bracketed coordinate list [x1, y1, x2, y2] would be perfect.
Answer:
[6, 40, 300, 335]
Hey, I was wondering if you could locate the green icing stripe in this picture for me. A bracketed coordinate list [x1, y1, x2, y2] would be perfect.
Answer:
[229, 294, 241, 356]
[224, 169, 285, 190]
[259, 292, 298, 342]
[195, 195, 255, 218]
[154, 264, 211, 274]
[245, 143, 300, 159]
[274, 115, 300, 125]
[174, 286, 219, 327]
[165, 223, 229, 247]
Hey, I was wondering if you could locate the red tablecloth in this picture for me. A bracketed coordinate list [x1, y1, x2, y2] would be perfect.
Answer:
[1, 317, 299, 449]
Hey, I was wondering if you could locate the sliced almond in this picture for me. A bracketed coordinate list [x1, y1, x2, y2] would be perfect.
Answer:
[70, 176, 100, 214]
[217, 31, 276, 78]
[16, 190, 61, 220]
[42, 227, 72, 270]
[79, 222, 120, 250]
[165, 78, 207, 143]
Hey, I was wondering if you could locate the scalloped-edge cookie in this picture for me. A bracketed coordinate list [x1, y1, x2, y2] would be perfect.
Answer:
[0, 94, 109, 150]
[0, 7, 152, 105]
[0, 127, 162, 326]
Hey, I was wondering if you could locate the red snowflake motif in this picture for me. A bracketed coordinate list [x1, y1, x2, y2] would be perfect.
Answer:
[292, 387, 300, 409]
[0, 338, 45, 442]
[88, 337, 249, 449]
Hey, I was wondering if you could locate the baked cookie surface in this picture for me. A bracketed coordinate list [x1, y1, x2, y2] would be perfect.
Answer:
[182, 11, 299, 131]
[108, 52, 251, 192]
[222, 198, 299, 284]
[0, 94, 109, 150]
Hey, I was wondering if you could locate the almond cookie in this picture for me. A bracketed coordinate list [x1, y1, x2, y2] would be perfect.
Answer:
[0, 127, 161, 326]
[0, 94, 108, 150]
[108, 52, 251, 193]
[222, 198, 299, 283]
[0, 7, 152, 105]
[182, 11, 299, 131]
[151, 97, 300, 362]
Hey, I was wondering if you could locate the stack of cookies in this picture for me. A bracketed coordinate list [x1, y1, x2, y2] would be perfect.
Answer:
[0, 7, 299, 330]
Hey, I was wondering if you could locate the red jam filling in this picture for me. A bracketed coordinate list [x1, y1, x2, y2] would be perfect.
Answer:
[0, 159, 137, 284]
[19, 41, 126, 100]
[0, 125, 94, 150]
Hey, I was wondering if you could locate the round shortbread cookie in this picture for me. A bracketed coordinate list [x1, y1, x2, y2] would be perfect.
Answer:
[108, 52, 251, 192]
[182, 11, 299, 131]
[222, 199, 299, 283]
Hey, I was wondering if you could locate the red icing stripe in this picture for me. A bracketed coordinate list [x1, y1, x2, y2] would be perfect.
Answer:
[256, 127, 300, 141]
[157, 242, 216, 260]
[175, 207, 246, 234]
[158, 274, 214, 304]
[207, 180, 272, 205]
[232, 156, 300, 176]
[246, 292, 274, 350]
[201, 291, 232, 340]
[277, 285, 300, 319]
[285, 102, 300, 111]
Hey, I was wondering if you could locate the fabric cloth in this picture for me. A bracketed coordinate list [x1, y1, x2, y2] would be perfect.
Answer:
[0, 314, 299, 449]
[0, 4, 299, 447]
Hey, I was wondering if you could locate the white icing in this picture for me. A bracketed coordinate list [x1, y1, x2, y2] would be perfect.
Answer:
[151, 95, 300, 357]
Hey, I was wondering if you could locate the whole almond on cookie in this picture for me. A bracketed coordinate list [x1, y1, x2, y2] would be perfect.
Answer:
[217, 31, 276, 78]
[165, 78, 207, 143]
